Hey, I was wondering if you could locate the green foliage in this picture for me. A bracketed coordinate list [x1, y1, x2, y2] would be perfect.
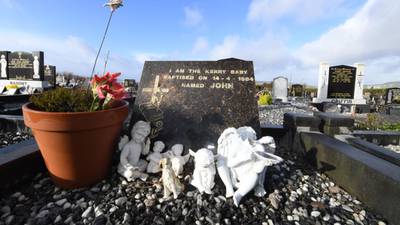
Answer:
[364, 113, 381, 130]
[379, 123, 400, 132]
[355, 113, 400, 131]
[258, 92, 272, 105]
[30, 88, 93, 112]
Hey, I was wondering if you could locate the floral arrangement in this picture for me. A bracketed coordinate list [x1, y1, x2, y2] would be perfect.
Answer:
[90, 72, 128, 111]
[30, 0, 126, 113]
[30, 72, 127, 112]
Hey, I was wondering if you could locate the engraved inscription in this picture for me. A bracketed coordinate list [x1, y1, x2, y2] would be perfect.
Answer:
[327, 65, 356, 99]
[9, 58, 32, 69]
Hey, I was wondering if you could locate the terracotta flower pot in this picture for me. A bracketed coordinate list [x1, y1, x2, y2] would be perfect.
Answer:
[22, 100, 129, 189]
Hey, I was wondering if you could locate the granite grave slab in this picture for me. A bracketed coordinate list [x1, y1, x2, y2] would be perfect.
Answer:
[133, 58, 260, 150]
[327, 65, 356, 99]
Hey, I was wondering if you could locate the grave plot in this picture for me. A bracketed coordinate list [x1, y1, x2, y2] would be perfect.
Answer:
[0, 132, 390, 225]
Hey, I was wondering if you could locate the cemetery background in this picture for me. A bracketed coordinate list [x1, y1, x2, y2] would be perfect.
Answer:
[1, 1, 400, 225]
[1, 57, 399, 225]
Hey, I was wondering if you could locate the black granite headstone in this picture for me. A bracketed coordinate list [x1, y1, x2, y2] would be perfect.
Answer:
[8, 51, 44, 81]
[44, 65, 56, 86]
[133, 58, 260, 150]
[291, 84, 304, 97]
[0, 51, 10, 80]
[124, 79, 138, 89]
[327, 65, 356, 99]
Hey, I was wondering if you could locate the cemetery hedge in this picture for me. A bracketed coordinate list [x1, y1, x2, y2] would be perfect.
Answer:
[29, 88, 93, 112]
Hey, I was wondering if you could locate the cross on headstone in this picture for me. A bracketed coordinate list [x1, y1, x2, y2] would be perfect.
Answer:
[141, 75, 169, 107]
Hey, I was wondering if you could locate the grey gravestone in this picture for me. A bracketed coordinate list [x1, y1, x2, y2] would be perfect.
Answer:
[291, 84, 304, 97]
[8, 51, 44, 81]
[327, 65, 356, 99]
[44, 65, 56, 86]
[133, 58, 260, 150]
[385, 88, 400, 104]
[0, 51, 10, 80]
[272, 76, 288, 102]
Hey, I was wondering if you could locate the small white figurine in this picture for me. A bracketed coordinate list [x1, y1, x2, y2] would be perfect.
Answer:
[146, 141, 165, 173]
[117, 121, 151, 181]
[216, 126, 283, 206]
[160, 158, 184, 199]
[189, 148, 216, 194]
[163, 144, 190, 177]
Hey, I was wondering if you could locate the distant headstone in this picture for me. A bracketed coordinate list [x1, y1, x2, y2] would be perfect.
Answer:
[313, 63, 366, 104]
[291, 84, 304, 97]
[272, 76, 288, 102]
[385, 88, 400, 104]
[124, 79, 137, 88]
[8, 51, 44, 81]
[56, 75, 65, 86]
[133, 58, 260, 150]
[44, 65, 56, 86]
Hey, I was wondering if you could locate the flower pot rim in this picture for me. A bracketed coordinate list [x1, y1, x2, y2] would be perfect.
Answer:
[22, 99, 129, 115]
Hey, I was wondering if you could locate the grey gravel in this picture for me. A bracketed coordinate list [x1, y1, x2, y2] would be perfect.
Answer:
[0, 131, 32, 148]
[82, 206, 94, 218]
[259, 104, 313, 126]
[115, 196, 127, 206]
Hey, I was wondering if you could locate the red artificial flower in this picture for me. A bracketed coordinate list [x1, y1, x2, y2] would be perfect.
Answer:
[91, 75, 107, 87]
[90, 72, 128, 110]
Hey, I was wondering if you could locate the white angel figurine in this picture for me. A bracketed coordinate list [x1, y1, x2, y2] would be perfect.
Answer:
[146, 141, 165, 173]
[163, 144, 190, 177]
[160, 158, 184, 199]
[216, 126, 283, 206]
[189, 148, 216, 194]
[118, 121, 151, 181]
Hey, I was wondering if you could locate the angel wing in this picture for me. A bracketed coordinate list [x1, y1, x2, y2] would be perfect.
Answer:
[217, 127, 238, 157]
[237, 126, 257, 141]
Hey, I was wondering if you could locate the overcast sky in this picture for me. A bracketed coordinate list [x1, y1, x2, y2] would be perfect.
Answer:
[0, 0, 399, 85]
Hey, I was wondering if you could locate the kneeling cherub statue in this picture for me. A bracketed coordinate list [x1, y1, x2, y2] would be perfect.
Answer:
[118, 121, 151, 181]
